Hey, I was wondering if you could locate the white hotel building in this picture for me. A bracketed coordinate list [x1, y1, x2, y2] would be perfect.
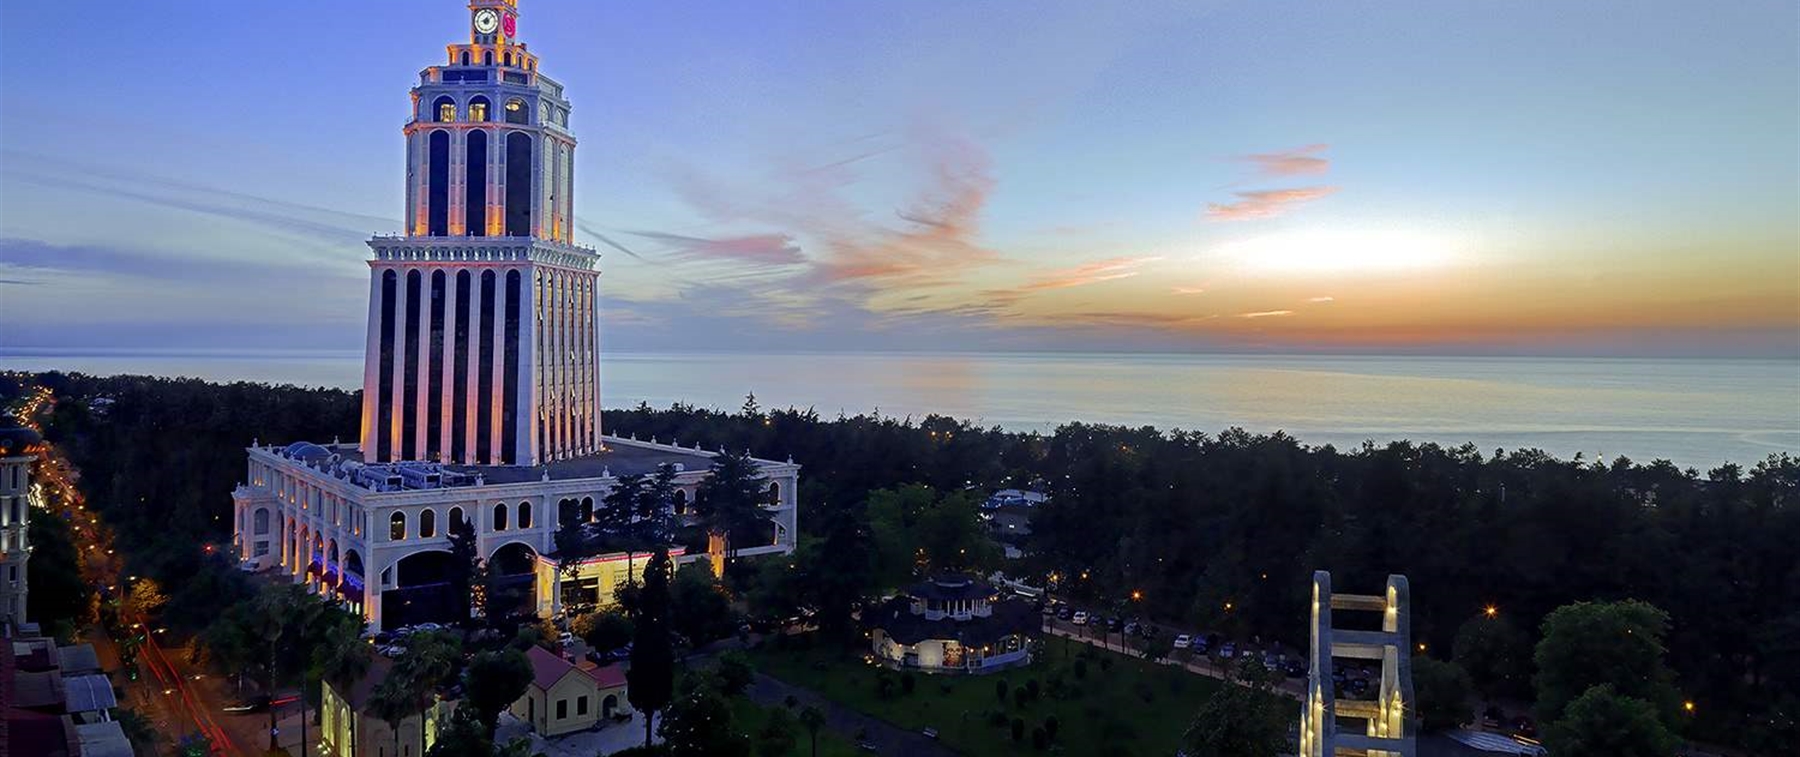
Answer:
[231, 0, 798, 633]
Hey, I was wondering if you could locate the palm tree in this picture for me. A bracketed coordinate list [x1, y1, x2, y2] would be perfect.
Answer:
[369, 675, 412, 757]
[395, 630, 462, 751]
[314, 616, 371, 757]
[799, 705, 826, 757]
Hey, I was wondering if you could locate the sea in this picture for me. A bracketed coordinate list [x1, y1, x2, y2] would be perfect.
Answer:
[3, 349, 1796, 471]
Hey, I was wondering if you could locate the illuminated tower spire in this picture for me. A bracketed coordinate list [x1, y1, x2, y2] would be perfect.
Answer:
[359, 0, 598, 466]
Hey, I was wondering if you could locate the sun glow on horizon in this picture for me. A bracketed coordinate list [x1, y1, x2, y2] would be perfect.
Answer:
[1214, 229, 1464, 277]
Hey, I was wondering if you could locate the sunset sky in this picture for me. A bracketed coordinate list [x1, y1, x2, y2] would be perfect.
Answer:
[1, 0, 1795, 357]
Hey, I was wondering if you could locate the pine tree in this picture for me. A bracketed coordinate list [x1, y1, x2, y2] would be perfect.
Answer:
[627, 548, 676, 747]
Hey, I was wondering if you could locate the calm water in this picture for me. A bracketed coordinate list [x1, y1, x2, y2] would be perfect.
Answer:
[4, 348, 1796, 470]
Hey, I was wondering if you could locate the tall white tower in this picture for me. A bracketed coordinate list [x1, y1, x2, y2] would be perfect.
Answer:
[359, 0, 601, 467]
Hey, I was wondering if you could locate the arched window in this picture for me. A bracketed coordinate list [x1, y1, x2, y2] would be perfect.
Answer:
[580, 497, 594, 523]
[503, 98, 528, 125]
[468, 96, 490, 123]
[504, 51, 514, 67]
[434, 96, 456, 123]
[503, 131, 532, 235]
[419, 508, 437, 538]
[483, 50, 494, 66]
[766, 482, 781, 506]
[493, 503, 508, 531]
[449, 506, 465, 531]
[517, 501, 532, 529]
[389, 512, 406, 541]
[674, 489, 689, 514]
[253, 508, 270, 535]
[459, 51, 471, 66]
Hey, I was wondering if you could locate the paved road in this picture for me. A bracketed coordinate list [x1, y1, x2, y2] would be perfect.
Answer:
[747, 672, 959, 757]
[1040, 619, 1306, 700]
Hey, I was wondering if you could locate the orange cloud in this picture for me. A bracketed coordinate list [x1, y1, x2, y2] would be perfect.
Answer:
[1171, 285, 1208, 295]
[1019, 256, 1162, 292]
[1206, 187, 1339, 221]
[1238, 309, 1294, 318]
[1308, 296, 1335, 303]
[1242, 144, 1330, 176]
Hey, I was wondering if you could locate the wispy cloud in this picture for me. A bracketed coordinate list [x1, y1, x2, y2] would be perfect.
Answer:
[1171, 286, 1208, 296]
[1308, 296, 1335, 303]
[1241, 144, 1330, 176]
[1019, 255, 1162, 292]
[624, 231, 806, 266]
[1238, 309, 1294, 319]
[1206, 187, 1339, 221]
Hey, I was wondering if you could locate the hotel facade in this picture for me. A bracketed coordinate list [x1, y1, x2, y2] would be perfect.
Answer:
[231, 0, 798, 633]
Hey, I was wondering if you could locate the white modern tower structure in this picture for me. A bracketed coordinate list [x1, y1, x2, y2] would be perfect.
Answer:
[1301, 571, 1417, 757]
[360, 0, 594, 468]
[231, 0, 799, 634]
[0, 425, 40, 631]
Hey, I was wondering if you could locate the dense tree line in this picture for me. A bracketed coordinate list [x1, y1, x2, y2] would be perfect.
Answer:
[13, 374, 1797, 749]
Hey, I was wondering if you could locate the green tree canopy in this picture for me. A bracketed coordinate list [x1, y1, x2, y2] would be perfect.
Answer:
[1544, 684, 1680, 757]
[460, 648, 534, 735]
[1411, 656, 1474, 732]
[1534, 600, 1680, 725]
[1452, 612, 1530, 699]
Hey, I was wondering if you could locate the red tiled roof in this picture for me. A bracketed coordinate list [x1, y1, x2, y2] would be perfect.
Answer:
[582, 663, 627, 691]
[525, 645, 577, 691]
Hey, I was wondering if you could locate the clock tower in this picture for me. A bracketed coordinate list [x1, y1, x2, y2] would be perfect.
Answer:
[359, 0, 598, 467]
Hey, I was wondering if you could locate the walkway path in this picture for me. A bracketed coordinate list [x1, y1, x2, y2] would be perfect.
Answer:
[746, 672, 959, 757]
[1041, 620, 1305, 700]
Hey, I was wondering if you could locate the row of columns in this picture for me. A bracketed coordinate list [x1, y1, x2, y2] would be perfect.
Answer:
[536, 265, 600, 461]
[359, 265, 537, 465]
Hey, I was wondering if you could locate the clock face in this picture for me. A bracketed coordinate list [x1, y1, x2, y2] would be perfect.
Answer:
[502, 13, 516, 38]
[473, 9, 499, 35]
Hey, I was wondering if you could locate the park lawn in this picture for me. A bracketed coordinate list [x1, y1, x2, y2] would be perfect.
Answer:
[729, 697, 864, 757]
[748, 635, 1253, 757]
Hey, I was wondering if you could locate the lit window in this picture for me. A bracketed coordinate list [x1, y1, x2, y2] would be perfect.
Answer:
[438, 102, 456, 122]
[469, 99, 489, 122]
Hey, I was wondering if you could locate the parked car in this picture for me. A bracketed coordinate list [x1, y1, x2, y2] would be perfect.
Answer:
[1172, 634, 1192, 649]
[558, 632, 576, 648]
[1106, 616, 1123, 632]
[1071, 611, 1089, 625]
[1218, 642, 1236, 658]
[1056, 606, 1073, 621]
[1124, 621, 1140, 636]
[921, 727, 939, 739]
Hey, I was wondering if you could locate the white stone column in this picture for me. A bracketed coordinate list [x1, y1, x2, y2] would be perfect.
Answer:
[388, 269, 409, 462]
[439, 269, 459, 462]
[590, 271, 603, 445]
[359, 269, 384, 456]
[464, 270, 485, 464]
[413, 269, 433, 460]
[488, 267, 508, 463]
[516, 265, 538, 466]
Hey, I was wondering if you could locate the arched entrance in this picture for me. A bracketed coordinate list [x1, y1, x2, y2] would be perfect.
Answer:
[485, 541, 538, 621]
[382, 550, 461, 629]
[341, 549, 366, 614]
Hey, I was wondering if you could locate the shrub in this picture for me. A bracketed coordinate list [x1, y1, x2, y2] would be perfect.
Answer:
[1031, 726, 1048, 751]
[1025, 678, 1041, 700]
[987, 710, 1009, 727]
[1011, 717, 1025, 742]
[996, 678, 1009, 702]
[1013, 687, 1029, 708]
[1099, 656, 1114, 672]
[900, 672, 916, 695]
[875, 672, 897, 699]
[784, 694, 798, 709]
[1044, 715, 1059, 740]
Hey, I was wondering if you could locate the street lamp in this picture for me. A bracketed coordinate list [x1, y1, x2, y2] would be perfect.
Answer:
[1483, 605, 1498, 618]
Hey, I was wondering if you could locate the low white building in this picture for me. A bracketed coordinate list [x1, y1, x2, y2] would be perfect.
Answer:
[869, 575, 1035, 674]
